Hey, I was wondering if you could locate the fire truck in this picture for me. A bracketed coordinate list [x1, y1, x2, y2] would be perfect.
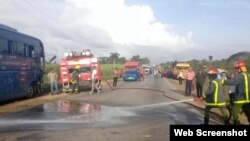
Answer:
[122, 61, 141, 81]
[59, 49, 101, 92]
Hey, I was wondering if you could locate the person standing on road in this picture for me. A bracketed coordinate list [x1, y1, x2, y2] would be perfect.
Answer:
[95, 68, 102, 93]
[203, 66, 228, 125]
[113, 67, 119, 87]
[228, 72, 238, 106]
[140, 67, 145, 81]
[47, 68, 59, 95]
[70, 65, 80, 94]
[195, 70, 206, 98]
[185, 67, 195, 96]
[222, 60, 250, 125]
[178, 70, 184, 85]
[89, 65, 100, 94]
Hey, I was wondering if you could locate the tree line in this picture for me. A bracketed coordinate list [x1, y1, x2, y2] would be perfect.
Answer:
[161, 52, 250, 72]
[99, 52, 150, 65]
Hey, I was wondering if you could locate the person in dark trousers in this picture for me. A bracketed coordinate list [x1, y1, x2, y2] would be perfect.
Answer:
[185, 67, 195, 96]
[195, 70, 206, 98]
[228, 72, 238, 106]
[203, 66, 228, 125]
[70, 65, 80, 94]
[113, 68, 119, 87]
[222, 60, 250, 125]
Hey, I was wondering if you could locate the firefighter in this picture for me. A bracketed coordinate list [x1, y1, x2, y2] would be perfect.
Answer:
[203, 66, 228, 125]
[70, 65, 80, 94]
[222, 60, 250, 125]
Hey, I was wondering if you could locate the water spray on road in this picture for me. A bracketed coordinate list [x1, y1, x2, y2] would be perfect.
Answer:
[131, 98, 194, 110]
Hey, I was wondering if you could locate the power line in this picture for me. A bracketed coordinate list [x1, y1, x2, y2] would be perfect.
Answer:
[6, 0, 86, 51]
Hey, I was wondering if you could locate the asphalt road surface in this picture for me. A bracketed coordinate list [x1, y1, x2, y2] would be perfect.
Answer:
[0, 75, 221, 141]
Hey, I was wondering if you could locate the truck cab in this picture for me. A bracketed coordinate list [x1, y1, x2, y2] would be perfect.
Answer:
[59, 50, 101, 92]
[122, 61, 140, 81]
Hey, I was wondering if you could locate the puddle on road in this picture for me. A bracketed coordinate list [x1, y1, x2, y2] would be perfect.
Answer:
[43, 100, 102, 114]
[0, 99, 203, 132]
[0, 100, 137, 131]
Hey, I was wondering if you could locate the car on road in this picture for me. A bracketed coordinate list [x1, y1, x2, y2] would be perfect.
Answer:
[123, 69, 140, 81]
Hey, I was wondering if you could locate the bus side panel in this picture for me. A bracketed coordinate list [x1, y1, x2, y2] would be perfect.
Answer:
[0, 71, 28, 101]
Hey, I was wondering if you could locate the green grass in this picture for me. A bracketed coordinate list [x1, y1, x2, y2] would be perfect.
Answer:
[100, 64, 124, 80]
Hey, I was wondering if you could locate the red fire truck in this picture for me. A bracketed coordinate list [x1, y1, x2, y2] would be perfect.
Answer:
[59, 49, 101, 92]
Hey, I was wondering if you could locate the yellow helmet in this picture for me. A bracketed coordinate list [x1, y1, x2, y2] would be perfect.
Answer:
[75, 65, 80, 69]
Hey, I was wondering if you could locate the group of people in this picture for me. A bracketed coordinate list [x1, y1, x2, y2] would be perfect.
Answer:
[70, 65, 102, 95]
[201, 60, 249, 125]
[177, 60, 250, 125]
[47, 65, 121, 95]
[47, 65, 101, 95]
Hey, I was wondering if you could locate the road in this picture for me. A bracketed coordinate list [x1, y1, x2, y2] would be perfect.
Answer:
[0, 76, 223, 141]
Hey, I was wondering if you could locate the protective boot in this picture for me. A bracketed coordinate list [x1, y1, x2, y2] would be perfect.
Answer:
[204, 118, 209, 125]
[224, 120, 230, 125]
[233, 120, 240, 125]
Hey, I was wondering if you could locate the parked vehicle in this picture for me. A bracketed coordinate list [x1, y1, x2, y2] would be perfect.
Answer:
[122, 61, 140, 81]
[0, 24, 45, 102]
[123, 69, 140, 81]
[59, 49, 101, 92]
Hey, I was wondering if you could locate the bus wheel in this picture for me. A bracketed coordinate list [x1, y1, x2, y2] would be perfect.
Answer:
[27, 86, 34, 98]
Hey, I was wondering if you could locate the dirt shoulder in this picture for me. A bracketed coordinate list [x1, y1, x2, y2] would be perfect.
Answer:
[0, 93, 68, 114]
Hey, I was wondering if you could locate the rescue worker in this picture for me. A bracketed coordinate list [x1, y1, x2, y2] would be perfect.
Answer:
[203, 66, 228, 125]
[70, 65, 80, 94]
[113, 68, 119, 87]
[89, 65, 100, 94]
[222, 60, 250, 125]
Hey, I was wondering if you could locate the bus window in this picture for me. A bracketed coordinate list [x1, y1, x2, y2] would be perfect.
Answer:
[8, 40, 16, 55]
[37, 46, 42, 57]
[0, 38, 8, 54]
[16, 42, 25, 56]
[34, 46, 40, 58]
[28, 45, 34, 57]
[24, 44, 29, 57]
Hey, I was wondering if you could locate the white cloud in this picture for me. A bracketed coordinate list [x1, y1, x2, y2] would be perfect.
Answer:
[63, 0, 193, 48]
[0, 0, 194, 63]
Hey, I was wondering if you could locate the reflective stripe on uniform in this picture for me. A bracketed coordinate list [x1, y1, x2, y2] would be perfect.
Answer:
[234, 73, 249, 104]
[206, 102, 226, 106]
[242, 73, 249, 101]
[206, 80, 225, 106]
[213, 80, 218, 104]
[234, 100, 250, 104]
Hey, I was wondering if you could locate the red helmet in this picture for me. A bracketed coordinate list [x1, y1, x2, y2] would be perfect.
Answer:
[207, 66, 217, 74]
[234, 60, 246, 68]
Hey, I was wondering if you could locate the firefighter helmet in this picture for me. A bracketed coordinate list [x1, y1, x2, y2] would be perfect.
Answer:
[207, 66, 217, 74]
[75, 65, 80, 69]
[234, 60, 246, 68]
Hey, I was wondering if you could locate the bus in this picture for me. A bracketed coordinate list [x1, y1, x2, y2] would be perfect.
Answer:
[0, 24, 45, 102]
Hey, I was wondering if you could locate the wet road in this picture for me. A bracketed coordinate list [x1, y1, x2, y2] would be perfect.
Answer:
[0, 76, 220, 141]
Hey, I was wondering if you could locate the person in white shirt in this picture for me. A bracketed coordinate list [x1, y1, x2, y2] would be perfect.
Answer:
[47, 68, 58, 94]
[89, 65, 100, 94]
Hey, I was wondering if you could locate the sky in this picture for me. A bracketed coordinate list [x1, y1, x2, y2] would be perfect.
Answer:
[0, 0, 250, 64]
